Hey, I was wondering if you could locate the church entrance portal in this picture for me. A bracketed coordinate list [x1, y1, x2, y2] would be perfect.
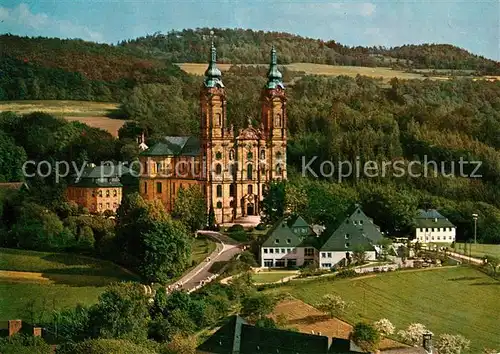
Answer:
[246, 203, 255, 216]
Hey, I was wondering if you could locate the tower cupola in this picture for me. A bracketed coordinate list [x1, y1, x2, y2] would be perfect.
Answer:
[204, 42, 224, 88]
[266, 46, 284, 89]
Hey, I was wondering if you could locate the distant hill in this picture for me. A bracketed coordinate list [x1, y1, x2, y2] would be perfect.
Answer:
[120, 28, 500, 74]
[0, 29, 498, 103]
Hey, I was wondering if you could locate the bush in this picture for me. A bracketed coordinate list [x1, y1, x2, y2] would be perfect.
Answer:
[255, 223, 266, 231]
[228, 230, 248, 242]
[350, 322, 381, 352]
[336, 269, 357, 279]
[228, 224, 244, 232]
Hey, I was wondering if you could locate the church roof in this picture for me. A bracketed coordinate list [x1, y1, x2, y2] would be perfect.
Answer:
[140, 136, 201, 157]
[204, 43, 224, 88]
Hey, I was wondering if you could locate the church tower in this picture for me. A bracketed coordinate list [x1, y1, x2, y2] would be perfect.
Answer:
[261, 46, 287, 181]
[200, 43, 234, 223]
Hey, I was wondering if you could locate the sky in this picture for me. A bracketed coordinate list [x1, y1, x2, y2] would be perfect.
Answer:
[0, 0, 498, 60]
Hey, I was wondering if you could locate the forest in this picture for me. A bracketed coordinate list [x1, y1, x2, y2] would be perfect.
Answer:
[1, 31, 500, 244]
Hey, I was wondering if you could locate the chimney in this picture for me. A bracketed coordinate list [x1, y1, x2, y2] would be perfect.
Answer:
[423, 332, 433, 353]
[8, 319, 22, 336]
[33, 327, 42, 337]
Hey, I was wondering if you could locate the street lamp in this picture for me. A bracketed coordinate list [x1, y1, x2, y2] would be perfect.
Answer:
[472, 213, 478, 244]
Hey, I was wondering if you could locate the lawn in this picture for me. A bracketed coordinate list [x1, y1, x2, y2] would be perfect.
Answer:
[252, 271, 297, 284]
[0, 248, 140, 322]
[190, 236, 217, 266]
[0, 248, 138, 279]
[454, 243, 500, 259]
[0, 283, 105, 323]
[267, 266, 500, 353]
[0, 100, 125, 137]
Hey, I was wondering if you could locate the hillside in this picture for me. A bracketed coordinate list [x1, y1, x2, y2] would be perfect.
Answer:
[121, 28, 500, 74]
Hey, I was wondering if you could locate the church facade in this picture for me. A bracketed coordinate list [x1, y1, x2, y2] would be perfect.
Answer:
[138, 45, 287, 224]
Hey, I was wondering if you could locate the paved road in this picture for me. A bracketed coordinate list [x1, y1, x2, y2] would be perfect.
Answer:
[170, 231, 243, 293]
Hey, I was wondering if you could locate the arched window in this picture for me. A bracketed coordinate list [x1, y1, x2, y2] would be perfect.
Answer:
[215, 113, 222, 127]
[276, 151, 282, 160]
[229, 149, 235, 160]
[247, 151, 253, 160]
[260, 164, 266, 175]
[106, 190, 110, 197]
[216, 201, 223, 209]
[98, 190, 103, 197]
[216, 185, 222, 197]
[113, 190, 117, 197]
[247, 164, 253, 180]
[229, 162, 237, 177]
[260, 150, 266, 160]
[276, 163, 282, 174]
[215, 164, 222, 175]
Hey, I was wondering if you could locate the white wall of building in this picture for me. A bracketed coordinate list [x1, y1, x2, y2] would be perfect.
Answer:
[318, 251, 376, 269]
[260, 246, 316, 268]
[416, 227, 456, 243]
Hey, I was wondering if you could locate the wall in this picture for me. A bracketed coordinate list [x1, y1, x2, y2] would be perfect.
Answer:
[416, 227, 456, 243]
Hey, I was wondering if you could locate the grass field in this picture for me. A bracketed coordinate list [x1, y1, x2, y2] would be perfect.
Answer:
[190, 236, 216, 266]
[454, 243, 500, 259]
[177, 62, 452, 82]
[252, 271, 297, 284]
[0, 241, 216, 322]
[0, 248, 138, 322]
[0, 100, 125, 137]
[267, 266, 500, 353]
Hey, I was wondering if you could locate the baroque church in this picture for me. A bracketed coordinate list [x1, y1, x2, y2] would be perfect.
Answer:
[139, 44, 287, 224]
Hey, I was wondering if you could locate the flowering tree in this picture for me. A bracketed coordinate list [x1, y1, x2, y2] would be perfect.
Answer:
[373, 318, 395, 337]
[435, 334, 470, 354]
[316, 294, 349, 318]
[397, 323, 428, 346]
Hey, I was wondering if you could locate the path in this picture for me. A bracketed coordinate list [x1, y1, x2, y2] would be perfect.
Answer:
[446, 251, 484, 265]
[167, 231, 243, 293]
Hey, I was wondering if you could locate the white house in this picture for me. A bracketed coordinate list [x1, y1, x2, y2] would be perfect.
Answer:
[318, 206, 382, 269]
[260, 215, 318, 268]
[414, 209, 456, 244]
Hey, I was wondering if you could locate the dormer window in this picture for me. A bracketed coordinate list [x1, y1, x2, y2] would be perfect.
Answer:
[345, 234, 350, 239]
[345, 242, 350, 248]
[286, 239, 291, 244]
[275, 239, 279, 244]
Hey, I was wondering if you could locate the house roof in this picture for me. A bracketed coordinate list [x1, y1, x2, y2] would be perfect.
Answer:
[415, 209, 455, 228]
[261, 215, 320, 248]
[69, 164, 132, 187]
[0, 182, 29, 191]
[140, 136, 201, 157]
[380, 347, 428, 354]
[320, 206, 383, 252]
[197, 315, 330, 354]
[328, 338, 368, 353]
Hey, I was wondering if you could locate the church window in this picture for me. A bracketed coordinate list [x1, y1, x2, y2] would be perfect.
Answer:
[216, 185, 222, 197]
[215, 113, 222, 127]
[215, 164, 222, 175]
[260, 150, 266, 160]
[247, 151, 253, 160]
[157, 182, 162, 194]
[215, 151, 222, 160]
[216, 201, 222, 209]
[261, 164, 266, 175]
[248, 185, 253, 194]
[229, 149, 235, 160]
[143, 183, 147, 194]
[230, 184, 235, 197]
[247, 164, 253, 180]
[113, 190, 117, 197]
[276, 151, 282, 160]
[229, 162, 236, 177]
[276, 163, 282, 174]
[98, 190, 103, 197]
